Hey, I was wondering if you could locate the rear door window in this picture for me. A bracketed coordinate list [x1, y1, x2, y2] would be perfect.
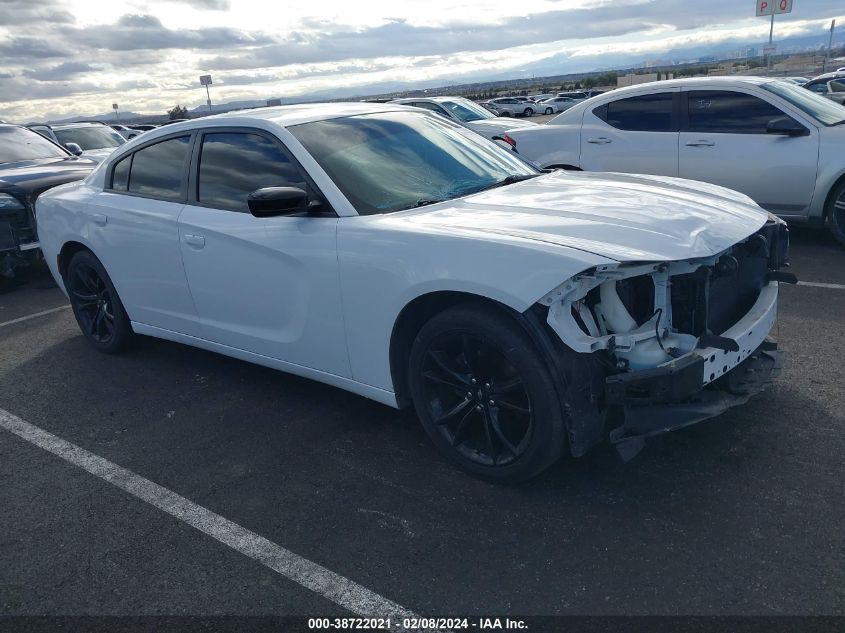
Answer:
[593, 93, 676, 131]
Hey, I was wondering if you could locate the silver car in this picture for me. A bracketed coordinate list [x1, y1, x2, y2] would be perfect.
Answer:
[391, 96, 538, 141]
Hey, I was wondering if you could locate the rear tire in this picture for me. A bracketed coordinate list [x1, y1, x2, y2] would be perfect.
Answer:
[524, 108, 534, 117]
[827, 179, 845, 248]
[409, 303, 567, 483]
[544, 107, 553, 115]
[65, 250, 134, 353]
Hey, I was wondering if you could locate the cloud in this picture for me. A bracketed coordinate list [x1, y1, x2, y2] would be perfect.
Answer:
[72, 14, 273, 51]
[0, 0, 74, 25]
[0, 38, 72, 59]
[175, 0, 231, 9]
[23, 62, 97, 82]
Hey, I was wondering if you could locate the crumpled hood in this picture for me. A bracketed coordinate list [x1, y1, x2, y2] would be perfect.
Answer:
[396, 171, 769, 262]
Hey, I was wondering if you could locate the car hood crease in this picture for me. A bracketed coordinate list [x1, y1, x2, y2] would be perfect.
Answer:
[396, 171, 769, 262]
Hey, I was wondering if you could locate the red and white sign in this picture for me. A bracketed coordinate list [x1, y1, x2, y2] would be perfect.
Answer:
[757, 0, 793, 16]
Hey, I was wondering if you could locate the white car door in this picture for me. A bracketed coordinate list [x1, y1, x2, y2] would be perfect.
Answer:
[679, 88, 819, 215]
[580, 89, 680, 176]
[177, 129, 350, 377]
[86, 133, 202, 336]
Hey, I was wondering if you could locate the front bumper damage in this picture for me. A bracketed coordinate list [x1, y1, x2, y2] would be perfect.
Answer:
[540, 219, 792, 460]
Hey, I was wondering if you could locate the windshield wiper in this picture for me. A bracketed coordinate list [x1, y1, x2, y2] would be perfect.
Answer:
[413, 198, 446, 208]
[473, 174, 540, 194]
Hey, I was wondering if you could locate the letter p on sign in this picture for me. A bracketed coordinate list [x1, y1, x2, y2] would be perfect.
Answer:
[757, 0, 793, 16]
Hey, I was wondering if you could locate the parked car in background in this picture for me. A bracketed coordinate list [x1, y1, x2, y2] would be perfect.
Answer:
[28, 122, 125, 163]
[480, 97, 536, 117]
[556, 91, 589, 102]
[109, 124, 141, 140]
[503, 77, 845, 245]
[0, 124, 95, 278]
[804, 72, 845, 103]
[537, 96, 578, 114]
[391, 96, 538, 141]
[36, 103, 789, 481]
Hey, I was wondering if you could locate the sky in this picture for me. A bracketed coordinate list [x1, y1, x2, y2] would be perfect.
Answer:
[0, 0, 843, 122]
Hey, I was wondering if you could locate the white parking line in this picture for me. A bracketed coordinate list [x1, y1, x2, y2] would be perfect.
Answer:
[796, 281, 845, 290]
[0, 305, 71, 329]
[0, 407, 417, 621]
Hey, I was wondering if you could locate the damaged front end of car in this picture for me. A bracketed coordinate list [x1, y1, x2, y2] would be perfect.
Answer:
[0, 190, 40, 279]
[540, 217, 794, 461]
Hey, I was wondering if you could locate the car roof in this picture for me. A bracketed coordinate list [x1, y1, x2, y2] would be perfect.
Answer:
[131, 102, 411, 141]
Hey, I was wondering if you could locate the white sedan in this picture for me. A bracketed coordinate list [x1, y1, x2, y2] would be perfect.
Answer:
[503, 77, 845, 246]
[390, 96, 538, 141]
[536, 96, 578, 114]
[37, 103, 790, 481]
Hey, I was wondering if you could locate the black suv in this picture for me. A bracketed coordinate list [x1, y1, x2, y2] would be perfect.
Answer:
[0, 124, 95, 278]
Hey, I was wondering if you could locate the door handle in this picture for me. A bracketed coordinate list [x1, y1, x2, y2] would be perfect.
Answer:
[182, 234, 205, 249]
[87, 212, 108, 226]
[685, 140, 715, 147]
[587, 137, 612, 144]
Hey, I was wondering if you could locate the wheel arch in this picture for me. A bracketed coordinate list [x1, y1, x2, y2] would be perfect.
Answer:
[389, 291, 516, 408]
[57, 240, 95, 280]
[822, 171, 845, 221]
[388, 291, 606, 456]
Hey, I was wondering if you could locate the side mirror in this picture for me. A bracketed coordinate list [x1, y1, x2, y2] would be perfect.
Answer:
[64, 142, 83, 156]
[247, 186, 315, 217]
[766, 116, 808, 137]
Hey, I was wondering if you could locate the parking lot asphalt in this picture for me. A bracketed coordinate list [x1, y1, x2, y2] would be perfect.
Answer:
[0, 227, 843, 619]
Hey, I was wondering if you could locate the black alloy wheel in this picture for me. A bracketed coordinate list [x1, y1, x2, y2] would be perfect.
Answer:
[66, 250, 134, 353]
[419, 333, 533, 468]
[409, 303, 568, 482]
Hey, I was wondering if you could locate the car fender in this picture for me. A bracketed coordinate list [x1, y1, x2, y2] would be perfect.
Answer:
[810, 131, 845, 221]
[504, 123, 582, 169]
[337, 216, 614, 392]
[35, 181, 95, 295]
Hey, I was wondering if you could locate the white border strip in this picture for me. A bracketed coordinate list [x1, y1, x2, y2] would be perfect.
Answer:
[796, 281, 845, 290]
[0, 305, 70, 329]
[0, 407, 417, 621]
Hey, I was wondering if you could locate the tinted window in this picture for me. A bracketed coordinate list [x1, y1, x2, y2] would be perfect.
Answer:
[0, 126, 67, 163]
[128, 136, 190, 200]
[198, 132, 305, 211]
[111, 154, 130, 190]
[595, 93, 675, 131]
[687, 90, 786, 134]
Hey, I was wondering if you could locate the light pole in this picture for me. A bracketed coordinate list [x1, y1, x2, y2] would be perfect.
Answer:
[199, 75, 213, 113]
[112, 103, 119, 124]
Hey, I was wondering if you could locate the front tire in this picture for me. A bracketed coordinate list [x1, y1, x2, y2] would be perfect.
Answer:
[66, 250, 134, 353]
[827, 179, 845, 247]
[524, 108, 534, 117]
[409, 303, 568, 483]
